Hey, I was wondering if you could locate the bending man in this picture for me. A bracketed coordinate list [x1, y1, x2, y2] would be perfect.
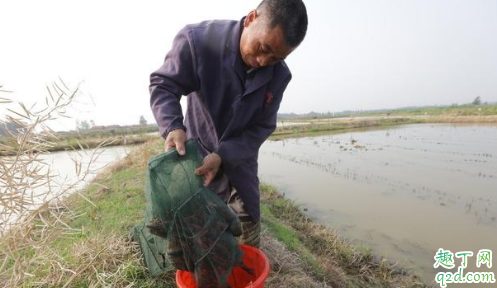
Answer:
[150, 0, 308, 247]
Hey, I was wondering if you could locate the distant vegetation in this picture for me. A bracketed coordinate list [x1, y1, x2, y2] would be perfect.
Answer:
[0, 122, 160, 156]
[3, 99, 496, 156]
[278, 102, 497, 119]
[58, 123, 158, 138]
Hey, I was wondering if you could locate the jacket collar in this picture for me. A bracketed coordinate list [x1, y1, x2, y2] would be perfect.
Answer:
[243, 66, 273, 97]
[226, 17, 244, 54]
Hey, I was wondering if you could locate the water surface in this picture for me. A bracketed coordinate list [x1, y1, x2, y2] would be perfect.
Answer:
[259, 124, 497, 285]
[1, 145, 133, 231]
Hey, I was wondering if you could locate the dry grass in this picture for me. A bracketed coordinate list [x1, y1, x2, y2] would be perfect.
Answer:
[261, 227, 335, 288]
[0, 80, 130, 287]
[418, 114, 497, 123]
[61, 234, 141, 287]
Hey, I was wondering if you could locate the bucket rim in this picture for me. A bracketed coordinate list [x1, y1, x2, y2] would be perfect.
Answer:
[175, 244, 271, 288]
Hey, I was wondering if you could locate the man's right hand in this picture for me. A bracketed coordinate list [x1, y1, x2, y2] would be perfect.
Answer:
[164, 128, 186, 155]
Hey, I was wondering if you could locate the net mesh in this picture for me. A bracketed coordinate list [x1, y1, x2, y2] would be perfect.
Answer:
[133, 139, 243, 287]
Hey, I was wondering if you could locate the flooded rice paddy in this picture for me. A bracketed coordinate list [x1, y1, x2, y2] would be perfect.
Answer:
[259, 123, 497, 285]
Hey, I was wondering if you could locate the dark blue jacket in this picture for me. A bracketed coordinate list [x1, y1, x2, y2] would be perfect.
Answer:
[150, 19, 292, 222]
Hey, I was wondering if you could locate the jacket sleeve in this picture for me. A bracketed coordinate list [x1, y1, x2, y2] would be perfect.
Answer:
[150, 26, 200, 138]
[216, 74, 292, 170]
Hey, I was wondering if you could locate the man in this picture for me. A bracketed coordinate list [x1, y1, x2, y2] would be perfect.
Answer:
[150, 0, 308, 247]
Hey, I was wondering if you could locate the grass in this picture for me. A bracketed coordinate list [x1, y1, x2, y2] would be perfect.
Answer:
[260, 204, 327, 281]
[288, 103, 497, 119]
[377, 103, 497, 117]
[16, 140, 175, 287]
[0, 132, 159, 156]
[270, 117, 423, 140]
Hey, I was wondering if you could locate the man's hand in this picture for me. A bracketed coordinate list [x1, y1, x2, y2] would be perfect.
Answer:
[164, 128, 186, 155]
[195, 153, 222, 186]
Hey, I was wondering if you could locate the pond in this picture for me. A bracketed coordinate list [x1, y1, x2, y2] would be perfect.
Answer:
[258, 123, 497, 285]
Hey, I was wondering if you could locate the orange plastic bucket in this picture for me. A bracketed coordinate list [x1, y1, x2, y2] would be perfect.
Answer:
[176, 244, 270, 288]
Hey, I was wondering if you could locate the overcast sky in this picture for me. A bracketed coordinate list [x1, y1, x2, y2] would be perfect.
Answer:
[1, 0, 496, 131]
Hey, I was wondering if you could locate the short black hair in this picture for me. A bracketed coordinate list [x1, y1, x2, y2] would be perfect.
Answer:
[257, 0, 308, 48]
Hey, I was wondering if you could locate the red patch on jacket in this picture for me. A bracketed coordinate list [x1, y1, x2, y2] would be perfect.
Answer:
[264, 92, 274, 108]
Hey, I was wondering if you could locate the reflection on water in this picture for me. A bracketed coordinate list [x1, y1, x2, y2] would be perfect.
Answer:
[40, 145, 134, 189]
[259, 123, 497, 285]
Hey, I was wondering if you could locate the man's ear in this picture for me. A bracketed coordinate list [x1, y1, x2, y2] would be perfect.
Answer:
[244, 9, 258, 27]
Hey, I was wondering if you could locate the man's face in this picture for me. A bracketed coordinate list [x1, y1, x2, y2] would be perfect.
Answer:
[240, 10, 294, 69]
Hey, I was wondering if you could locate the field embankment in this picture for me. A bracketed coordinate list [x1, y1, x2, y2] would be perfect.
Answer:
[0, 127, 159, 156]
[4, 138, 428, 287]
[273, 112, 497, 140]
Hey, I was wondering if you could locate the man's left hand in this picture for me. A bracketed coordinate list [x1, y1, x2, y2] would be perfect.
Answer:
[195, 153, 222, 186]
